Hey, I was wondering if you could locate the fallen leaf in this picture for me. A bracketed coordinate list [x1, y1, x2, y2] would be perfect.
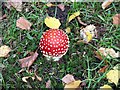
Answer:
[68, 11, 80, 22]
[22, 76, 30, 83]
[6, 0, 22, 12]
[65, 27, 71, 34]
[0, 45, 11, 57]
[46, 80, 51, 88]
[62, 74, 75, 84]
[64, 80, 82, 90]
[16, 17, 32, 30]
[46, 3, 55, 7]
[102, 0, 114, 9]
[80, 25, 96, 43]
[95, 47, 119, 60]
[35, 73, 42, 81]
[98, 65, 108, 73]
[57, 4, 65, 11]
[45, 17, 61, 29]
[113, 14, 120, 25]
[100, 85, 112, 90]
[106, 70, 120, 86]
[19, 52, 38, 68]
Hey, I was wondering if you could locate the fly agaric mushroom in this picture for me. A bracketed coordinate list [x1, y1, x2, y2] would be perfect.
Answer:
[39, 29, 69, 61]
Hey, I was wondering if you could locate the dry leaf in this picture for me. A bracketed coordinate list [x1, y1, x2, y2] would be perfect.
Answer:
[0, 45, 11, 57]
[45, 17, 61, 29]
[95, 47, 119, 60]
[80, 25, 96, 43]
[65, 27, 71, 34]
[19, 52, 38, 68]
[100, 85, 112, 90]
[102, 0, 114, 9]
[46, 3, 55, 7]
[113, 14, 120, 25]
[57, 4, 65, 11]
[68, 11, 80, 22]
[35, 73, 42, 81]
[46, 80, 51, 88]
[6, 0, 22, 12]
[98, 65, 108, 73]
[106, 70, 120, 86]
[16, 17, 32, 30]
[62, 74, 75, 84]
[22, 76, 30, 83]
[64, 80, 82, 90]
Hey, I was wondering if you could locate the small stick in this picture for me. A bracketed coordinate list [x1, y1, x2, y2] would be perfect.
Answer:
[77, 16, 87, 26]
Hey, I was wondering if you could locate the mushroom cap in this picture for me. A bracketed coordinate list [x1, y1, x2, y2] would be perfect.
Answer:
[39, 29, 69, 59]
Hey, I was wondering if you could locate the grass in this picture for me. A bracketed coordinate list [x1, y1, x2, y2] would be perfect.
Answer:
[1, 2, 120, 89]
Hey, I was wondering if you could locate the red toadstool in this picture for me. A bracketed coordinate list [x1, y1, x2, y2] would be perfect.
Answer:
[39, 29, 69, 61]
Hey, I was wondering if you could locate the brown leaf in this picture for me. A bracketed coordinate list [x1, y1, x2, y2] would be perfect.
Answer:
[94, 51, 103, 60]
[6, 0, 22, 12]
[57, 4, 65, 11]
[102, 0, 114, 9]
[35, 73, 42, 81]
[113, 14, 120, 25]
[19, 52, 38, 68]
[98, 65, 108, 73]
[62, 74, 75, 84]
[46, 80, 51, 88]
[16, 17, 32, 30]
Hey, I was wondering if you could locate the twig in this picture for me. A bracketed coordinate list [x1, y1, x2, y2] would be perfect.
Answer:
[77, 16, 87, 26]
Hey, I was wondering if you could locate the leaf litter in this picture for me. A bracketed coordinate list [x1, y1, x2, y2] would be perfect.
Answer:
[19, 51, 38, 68]
[16, 17, 32, 30]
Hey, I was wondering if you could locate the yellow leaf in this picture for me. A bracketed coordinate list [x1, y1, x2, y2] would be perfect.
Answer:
[46, 3, 55, 7]
[0, 45, 11, 57]
[68, 11, 80, 22]
[65, 27, 71, 34]
[80, 25, 96, 43]
[64, 80, 81, 90]
[85, 31, 92, 42]
[100, 85, 112, 90]
[45, 17, 61, 29]
[106, 70, 120, 86]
